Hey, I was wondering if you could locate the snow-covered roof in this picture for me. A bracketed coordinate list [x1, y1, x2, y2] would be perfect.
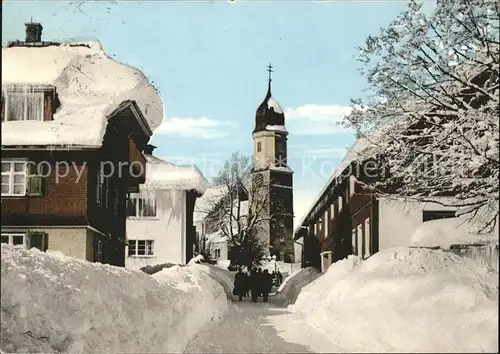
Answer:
[294, 119, 406, 234]
[294, 137, 372, 234]
[205, 231, 229, 245]
[266, 125, 287, 133]
[1, 41, 163, 147]
[267, 97, 283, 114]
[194, 185, 228, 223]
[194, 186, 249, 224]
[141, 155, 209, 194]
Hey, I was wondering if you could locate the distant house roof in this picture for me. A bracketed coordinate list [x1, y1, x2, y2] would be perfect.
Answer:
[194, 184, 249, 224]
[1, 40, 163, 147]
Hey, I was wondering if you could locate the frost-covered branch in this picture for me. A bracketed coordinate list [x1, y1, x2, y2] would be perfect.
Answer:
[343, 0, 499, 231]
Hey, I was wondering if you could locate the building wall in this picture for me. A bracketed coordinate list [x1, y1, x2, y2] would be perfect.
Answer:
[1, 152, 89, 226]
[125, 189, 186, 269]
[44, 227, 88, 259]
[208, 240, 229, 261]
[253, 130, 277, 169]
[1, 227, 89, 259]
[378, 198, 459, 250]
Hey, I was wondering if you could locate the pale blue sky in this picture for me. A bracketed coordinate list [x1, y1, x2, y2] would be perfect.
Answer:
[2, 0, 434, 224]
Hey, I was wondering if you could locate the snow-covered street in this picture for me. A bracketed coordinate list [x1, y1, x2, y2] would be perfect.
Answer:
[185, 296, 339, 353]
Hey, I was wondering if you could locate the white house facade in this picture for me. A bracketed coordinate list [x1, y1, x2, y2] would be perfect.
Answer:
[194, 186, 249, 262]
[125, 152, 208, 269]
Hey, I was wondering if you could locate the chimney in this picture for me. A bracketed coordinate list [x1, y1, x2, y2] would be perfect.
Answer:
[143, 144, 157, 156]
[25, 22, 43, 43]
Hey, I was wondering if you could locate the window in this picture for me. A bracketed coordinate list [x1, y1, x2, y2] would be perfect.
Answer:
[321, 251, 332, 273]
[330, 203, 335, 219]
[5, 90, 44, 121]
[338, 195, 343, 212]
[96, 168, 110, 208]
[278, 199, 284, 208]
[28, 232, 48, 251]
[422, 210, 456, 222]
[349, 176, 356, 197]
[2, 161, 27, 196]
[96, 240, 103, 263]
[214, 249, 221, 258]
[364, 218, 371, 259]
[352, 228, 357, 255]
[257, 142, 262, 152]
[127, 192, 157, 218]
[1, 233, 26, 248]
[128, 239, 155, 257]
[324, 210, 329, 236]
[113, 188, 120, 216]
[357, 224, 363, 258]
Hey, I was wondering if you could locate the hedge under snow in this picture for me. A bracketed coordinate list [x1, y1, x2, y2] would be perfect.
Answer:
[0, 244, 230, 353]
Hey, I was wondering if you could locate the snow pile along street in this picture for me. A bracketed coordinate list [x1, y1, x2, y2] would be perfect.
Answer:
[290, 247, 499, 353]
[0, 245, 230, 353]
[272, 267, 321, 305]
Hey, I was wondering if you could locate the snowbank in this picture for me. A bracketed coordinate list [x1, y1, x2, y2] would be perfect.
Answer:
[410, 215, 498, 249]
[291, 247, 498, 353]
[0, 245, 230, 353]
[216, 259, 231, 270]
[2, 41, 163, 147]
[261, 261, 302, 275]
[272, 267, 321, 305]
[141, 155, 209, 194]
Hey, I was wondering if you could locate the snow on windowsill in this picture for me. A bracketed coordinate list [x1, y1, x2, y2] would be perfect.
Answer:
[128, 255, 156, 259]
[127, 217, 160, 221]
[1, 40, 164, 147]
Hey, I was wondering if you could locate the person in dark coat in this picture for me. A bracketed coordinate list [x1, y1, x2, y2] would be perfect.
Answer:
[261, 269, 273, 302]
[276, 271, 283, 285]
[233, 267, 246, 301]
[244, 269, 250, 297]
[256, 268, 263, 298]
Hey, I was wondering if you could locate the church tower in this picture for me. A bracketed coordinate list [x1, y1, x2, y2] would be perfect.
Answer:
[251, 64, 294, 262]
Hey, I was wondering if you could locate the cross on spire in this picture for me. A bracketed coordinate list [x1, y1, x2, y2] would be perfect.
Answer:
[267, 63, 274, 82]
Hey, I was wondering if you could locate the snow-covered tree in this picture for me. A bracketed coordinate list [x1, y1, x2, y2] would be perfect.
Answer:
[199, 152, 287, 266]
[344, 0, 499, 231]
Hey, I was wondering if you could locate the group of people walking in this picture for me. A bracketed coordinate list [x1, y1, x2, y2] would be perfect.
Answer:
[233, 267, 282, 302]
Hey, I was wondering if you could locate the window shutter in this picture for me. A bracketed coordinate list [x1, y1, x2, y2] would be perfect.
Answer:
[26, 175, 44, 197]
[26, 163, 46, 197]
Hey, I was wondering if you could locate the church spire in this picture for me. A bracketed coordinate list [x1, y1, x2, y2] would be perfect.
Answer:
[254, 63, 284, 133]
[266, 63, 273, 97]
